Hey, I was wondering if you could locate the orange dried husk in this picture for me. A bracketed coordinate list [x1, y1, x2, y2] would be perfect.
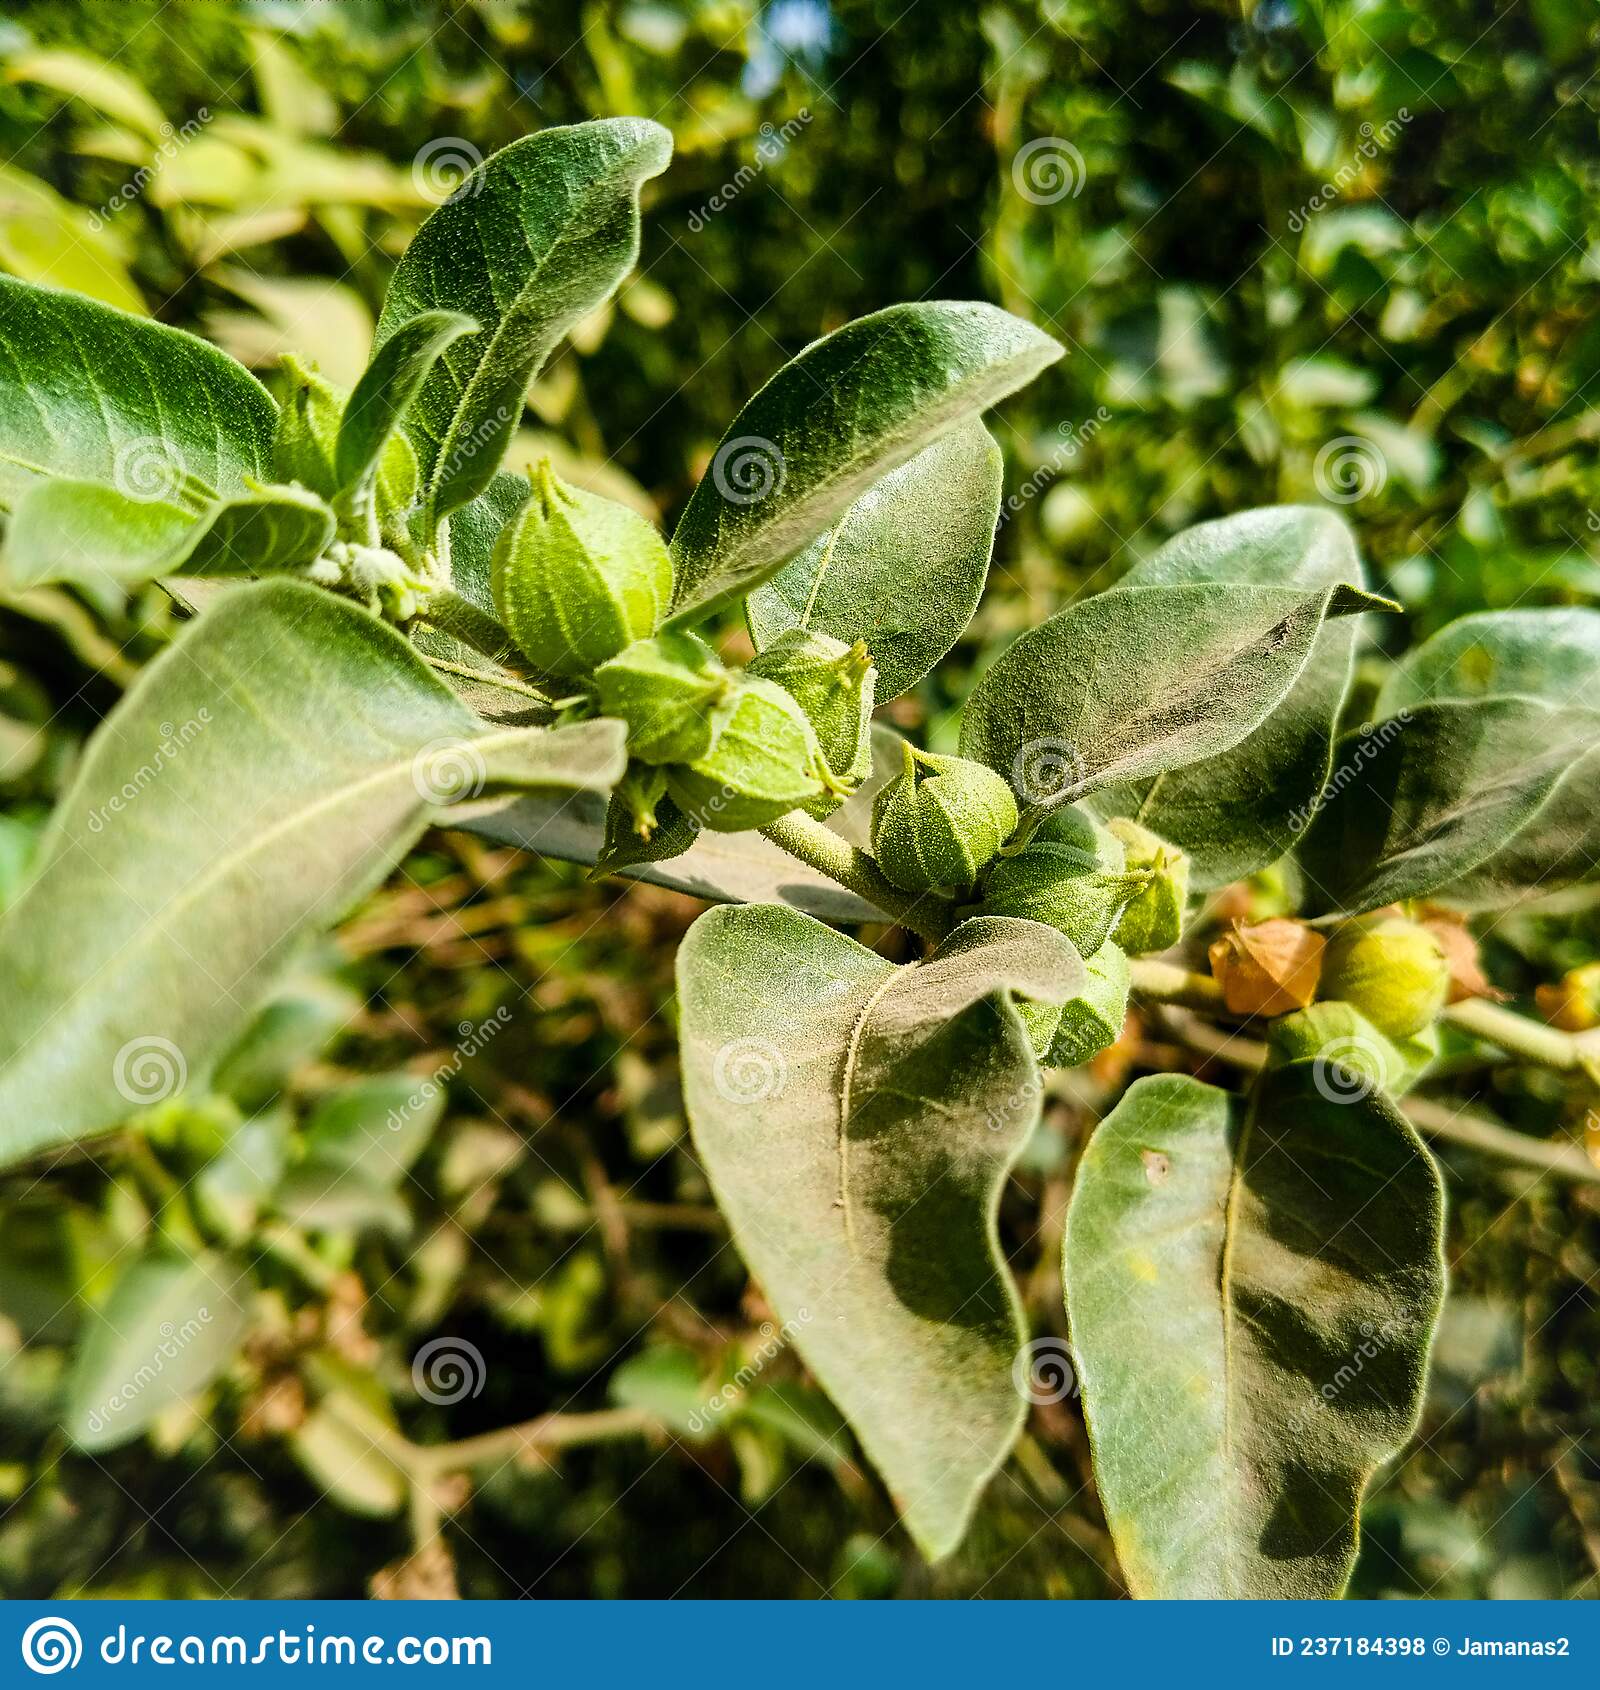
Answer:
[1417, 907, 1500, 1004]
[1209, 918, 1325, 1018]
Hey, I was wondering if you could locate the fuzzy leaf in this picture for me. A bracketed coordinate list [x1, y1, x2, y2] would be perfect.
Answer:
[0, 274, 275, 510]
[335, 308, 478, 498]
[1064, 1066, 1444, 1599]
[669, 302, 1061, 625]
[1297, 697, 1592, 913]
[0, 580, 625, 1164]
[962, 576, 1390, 808]
[678, 906, 1081, 1558]
[1, 476, 335, 591]
[375, 120, 671, 532]
[1084, 507, 1366, 887]
[745, 420, 1003, 701]
[63, 1249, 250, 1451]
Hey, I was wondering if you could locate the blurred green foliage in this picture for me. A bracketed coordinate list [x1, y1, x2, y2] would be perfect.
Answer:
[0, 0, 1598, 1599]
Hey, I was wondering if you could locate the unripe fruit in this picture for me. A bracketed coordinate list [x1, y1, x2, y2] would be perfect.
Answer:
[1267, 1001, 1438, 1097]
[492, 459, 672, 679]
[596, 765, 699, 874]
[1536, 961, 1600, 1031]
[1106, 818, 1190, 955]
[977, 806, 1150, 957]
[667, 675, 840, 832]
[871, 743, 1018, 894]
[1041, 941, 1131, 1069]
[747, 629, 877, 817]
[592, 631, 734, 766]
[1320, 915, 1450, 1038]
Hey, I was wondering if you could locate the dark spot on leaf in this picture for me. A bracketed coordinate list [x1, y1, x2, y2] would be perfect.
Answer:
[1140, 1149, 1170, 1185]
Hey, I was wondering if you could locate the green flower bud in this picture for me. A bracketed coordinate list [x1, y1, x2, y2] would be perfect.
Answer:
[667, 675, 840, 832]
[271, 356, 414, 520]
[1106, 818, 1190, 954]
[1267, 1001, 1438, 1098]
[746, 629, 877, 816]
[492, 459, 673, 679]
[871, 743, 1018, 894]
[976, 805, 1151, 957]
[595, 765, 700, 875]
[592, 631, 734, 766]
[1045, 941, 1131, 1068]
[1320, 915, 1450, 1038]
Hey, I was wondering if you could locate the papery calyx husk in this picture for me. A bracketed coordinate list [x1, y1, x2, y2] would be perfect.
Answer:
[1208, 919, 1325, 1018]
[1019, 940, 1131, 1069]
[1320, 914, 1450, 1039]
[1105, 817, 1190, 955]
[492, 458, 673, 680]
[666, 674, 843, 832]
[592, 630, 734, 766]
[1268, 1000, 1438, 1098]
[747, 629, 877, 816]
[870, 741, 1019, 894]
[976, 805, 1149, 957]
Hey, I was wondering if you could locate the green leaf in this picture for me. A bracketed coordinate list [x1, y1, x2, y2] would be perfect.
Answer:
[63, 1249, 250, 1451]
[745, 420, 1003, 701]
[1084, 507, 1366, 887]
[0, 580, 625, 1165]
[960, 577, 1390, 806]
[374, 119, 672, 532]
[0, 160, 145, 314]
[678, 906, 1082, 1558]
[272, 1160, 412, 1238]
[303, 1072, 446, 1186]
[0, 476, 335, 591]
[1064, 1066, 1444, 1599]
[669, 302, 1062, 625]
[0, 274, 275, 510]
[334, 308, 478, 498]
[1297, 697, 1590, 913]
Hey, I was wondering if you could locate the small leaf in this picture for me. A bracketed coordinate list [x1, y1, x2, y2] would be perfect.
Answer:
[374, 119, 672, 532]
[0, 477, 335, 591]
[0, 581, 624, 1164]
[1297, 697, 1590, 913]
[63, 1249, 250, 1451]
[745, 420, 1003, 701]
[1084, 507, 1367, 887]
[1064, 1066, 1444, 1598]
[0, 274, 275, 510]
[303, 1073, 446, 1186]
[961, 576, 1390, 805]
[669, 302, 1061, 625]
[678, 906, 1081, 1558]
[334, 308, 478, 498]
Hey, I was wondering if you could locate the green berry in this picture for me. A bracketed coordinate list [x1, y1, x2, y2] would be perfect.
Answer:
[1320, 916, 1450, 1038]
[747, 629, 877, 817]
[667, 675, 839, 832]
[592, 631, 734, 766]
[977, 805, 1151, 957]
[1106, 818, 1190, 954]
[492, 459, 673, 679]
[871, 743, 1018, 894]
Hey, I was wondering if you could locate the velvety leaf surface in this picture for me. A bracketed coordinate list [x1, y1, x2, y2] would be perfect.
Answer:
[745, 420, 1003, 701]
[678, 906, 1081, 1558]
[374, 120, 671, 530]
[63, 1249, 250, 1451]
[0, 274, 275, 508]
[1064, 1066, 1444, 1599]
[668, 302, 1061, 624]
[1296, 697, 1591, 913]
[0, 580, 625, 1163]
[1085, 507, 1365, 887]
[961, 578, 1387, 803]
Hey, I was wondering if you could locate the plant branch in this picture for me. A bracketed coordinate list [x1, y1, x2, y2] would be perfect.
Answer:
[1127, 957, 1226, 1012]
[1444, 997, 1600, 1077]
[760, 811, 955, 943]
